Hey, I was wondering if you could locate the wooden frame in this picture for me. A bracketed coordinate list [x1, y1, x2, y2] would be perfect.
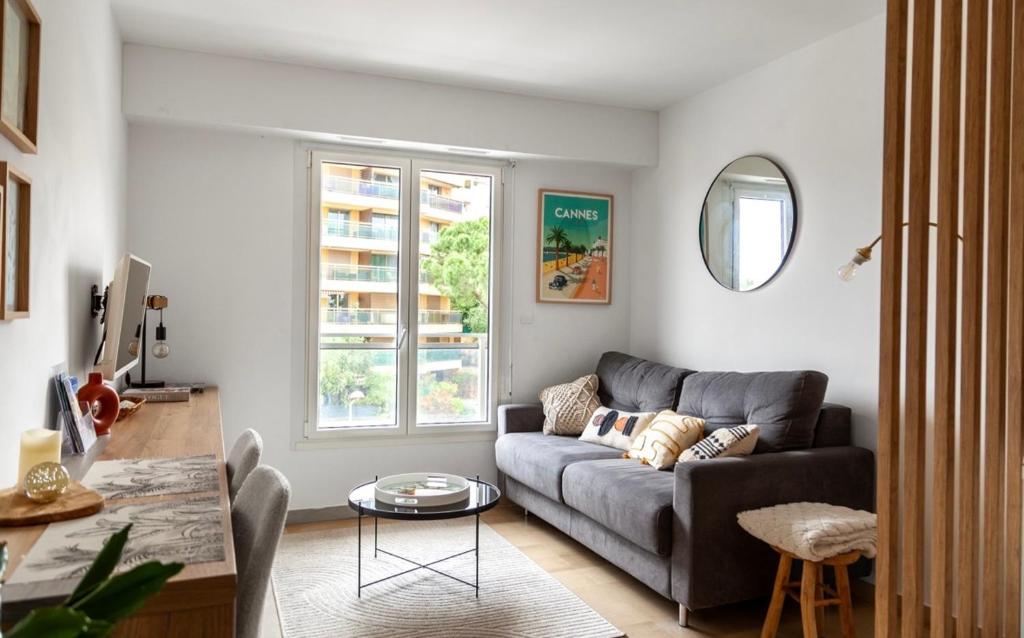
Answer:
[0, 161, 29, 319]
[0, 0, 39, 154]
[535, 189, 613, 304]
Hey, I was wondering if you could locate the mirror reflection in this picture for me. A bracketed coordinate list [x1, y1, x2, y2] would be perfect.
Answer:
[699, 156, 796, 292]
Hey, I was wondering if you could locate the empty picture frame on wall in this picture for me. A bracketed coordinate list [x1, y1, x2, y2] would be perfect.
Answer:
[0, 0, 39, 154]
[0, 162, 30, 319]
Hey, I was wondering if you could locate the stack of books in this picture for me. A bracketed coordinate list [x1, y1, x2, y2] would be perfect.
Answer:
[52, 370, 97, 454]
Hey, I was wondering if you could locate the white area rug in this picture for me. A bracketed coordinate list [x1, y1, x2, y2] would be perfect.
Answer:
[272, 519, 623, 638]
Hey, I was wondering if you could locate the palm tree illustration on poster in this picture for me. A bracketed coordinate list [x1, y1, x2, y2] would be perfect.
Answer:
[536, 189, 613, 304]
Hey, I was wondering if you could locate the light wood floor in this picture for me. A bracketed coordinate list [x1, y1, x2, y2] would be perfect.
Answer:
[263, 503, 875, 637]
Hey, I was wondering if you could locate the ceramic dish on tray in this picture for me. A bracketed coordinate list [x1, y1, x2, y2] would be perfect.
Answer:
[374, 472, 471, 507]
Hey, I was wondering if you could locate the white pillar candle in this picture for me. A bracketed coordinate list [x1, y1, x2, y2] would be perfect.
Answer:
[18, 429, 62, 485]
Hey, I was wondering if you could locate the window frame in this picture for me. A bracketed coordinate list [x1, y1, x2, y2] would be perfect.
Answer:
[303, 147, 504, 443]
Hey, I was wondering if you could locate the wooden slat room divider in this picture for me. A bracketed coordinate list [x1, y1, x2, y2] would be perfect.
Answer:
[876, 0, 1023, 636]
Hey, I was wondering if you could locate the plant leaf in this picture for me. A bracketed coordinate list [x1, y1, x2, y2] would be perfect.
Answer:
[79, 619, 115, 638]
[66, 524, 133, 606]
[70, 560, 184, 624]
[5, 607, 92, 638]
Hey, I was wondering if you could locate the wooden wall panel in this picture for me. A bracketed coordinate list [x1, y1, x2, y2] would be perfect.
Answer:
[984, 0, 1013, 632]
[901, 0, 936, 634]
[1005, 0, 1024, 634]
[878, 0, 1024, 634]
[875, 0, 909, 634]
[956, 0, 989, 635]
[930, 0, 962, 635]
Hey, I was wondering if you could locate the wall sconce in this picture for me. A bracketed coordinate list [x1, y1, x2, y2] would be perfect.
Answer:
[837, 221, 962, 281]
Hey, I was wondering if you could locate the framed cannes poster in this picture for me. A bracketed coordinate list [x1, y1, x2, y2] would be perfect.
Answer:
[536, 189, 613, 304]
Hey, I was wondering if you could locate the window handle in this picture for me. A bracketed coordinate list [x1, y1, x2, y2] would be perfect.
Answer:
[397, 326, 408, 350]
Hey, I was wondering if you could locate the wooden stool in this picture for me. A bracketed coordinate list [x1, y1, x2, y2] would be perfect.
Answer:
[760, 546, 860, 638]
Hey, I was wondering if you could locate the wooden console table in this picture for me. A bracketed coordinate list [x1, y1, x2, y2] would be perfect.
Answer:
[1, 389, 236, 637]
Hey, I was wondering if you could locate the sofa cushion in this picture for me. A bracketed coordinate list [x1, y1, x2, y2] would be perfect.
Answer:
[495, 432, 622, 502]
[596, 351, 694, 413]
[562, 459, 676, 556]
[676, 371, 828, 453]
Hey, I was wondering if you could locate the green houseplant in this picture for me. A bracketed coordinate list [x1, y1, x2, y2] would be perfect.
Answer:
[3, 524, 183, 637]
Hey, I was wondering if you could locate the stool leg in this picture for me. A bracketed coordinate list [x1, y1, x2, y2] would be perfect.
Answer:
[800, 562, 819, 638]
[835, 563, 856, 638]
[816, 564, 826, 633]
[761, 553, 792, 638]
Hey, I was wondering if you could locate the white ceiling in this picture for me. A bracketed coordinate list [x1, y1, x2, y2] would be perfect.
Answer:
[111, 0, 883, 111]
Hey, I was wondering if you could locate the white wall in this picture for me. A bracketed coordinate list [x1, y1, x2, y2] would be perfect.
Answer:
[122, 44, 658, 167]
[0, 1, 126, 486]
[126, 122, 632, 509]
[629, 16, 885, 451]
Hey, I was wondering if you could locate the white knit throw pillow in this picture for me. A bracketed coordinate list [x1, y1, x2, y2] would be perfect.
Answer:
[538, 374, 600, 435]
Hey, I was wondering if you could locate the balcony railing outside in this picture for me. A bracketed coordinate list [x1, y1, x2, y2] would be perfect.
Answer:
[322, 219, 398, 242]
[325, 175, 399, 200]
[323, 264, 397, 283]
[420, 190, 465, 214]
[421, 230, 440, 247]
[321, 308, 462, 325]
[321, 264, 437, 285]
[323, 174, 470, 217]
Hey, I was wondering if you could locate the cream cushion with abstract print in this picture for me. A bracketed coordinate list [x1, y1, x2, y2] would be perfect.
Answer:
[626, 410, 705, 469]
[579, 406, 656, 451]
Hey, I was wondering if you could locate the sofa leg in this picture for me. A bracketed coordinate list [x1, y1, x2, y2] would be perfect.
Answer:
[678, 604, 689, 628]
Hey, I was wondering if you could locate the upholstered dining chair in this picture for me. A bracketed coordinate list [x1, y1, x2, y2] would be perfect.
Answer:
[226, 429, 263, 500]
[232, 465, 291, 638]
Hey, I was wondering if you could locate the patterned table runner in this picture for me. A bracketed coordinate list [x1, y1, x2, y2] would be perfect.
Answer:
[8, 496, 225, 584]
[82, 454, 219, 500]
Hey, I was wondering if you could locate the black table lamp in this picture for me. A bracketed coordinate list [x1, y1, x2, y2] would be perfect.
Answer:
[126, 295, 170, 389]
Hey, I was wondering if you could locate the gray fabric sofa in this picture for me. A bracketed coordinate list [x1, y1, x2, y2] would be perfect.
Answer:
[495, 352, 874, 624]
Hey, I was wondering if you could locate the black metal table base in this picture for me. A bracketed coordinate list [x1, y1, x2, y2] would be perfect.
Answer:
[357, 504, 481, 598]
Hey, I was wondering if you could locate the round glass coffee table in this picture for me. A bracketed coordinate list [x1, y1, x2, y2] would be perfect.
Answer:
[347, 475, 501, 598]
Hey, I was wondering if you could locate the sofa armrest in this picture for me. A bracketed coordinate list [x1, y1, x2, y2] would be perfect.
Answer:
[498, 403, 544, 436]
[671, 447, 874, 611]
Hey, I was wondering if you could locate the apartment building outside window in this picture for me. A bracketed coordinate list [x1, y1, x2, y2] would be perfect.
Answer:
[305, 149, 502, 440]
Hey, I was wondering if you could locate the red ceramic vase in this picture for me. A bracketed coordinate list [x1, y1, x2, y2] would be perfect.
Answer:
[77, 372, 121, 436]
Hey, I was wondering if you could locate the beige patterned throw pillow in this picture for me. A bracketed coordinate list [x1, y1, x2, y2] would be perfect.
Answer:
[539, 374, 600, 435]
[626, 411, 705, 469]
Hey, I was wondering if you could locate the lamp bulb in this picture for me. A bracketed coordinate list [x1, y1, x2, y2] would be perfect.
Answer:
[153, 341, 170, 359]
[837, 261, 859, 282]
[837, 251, 869, 282]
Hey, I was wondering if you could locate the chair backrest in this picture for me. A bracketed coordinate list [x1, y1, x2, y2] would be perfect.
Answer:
[226, 429, 263, 500]
[232, 465, 290, 638]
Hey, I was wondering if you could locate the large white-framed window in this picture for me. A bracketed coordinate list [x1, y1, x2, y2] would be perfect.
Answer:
[304, 148, 503, 441]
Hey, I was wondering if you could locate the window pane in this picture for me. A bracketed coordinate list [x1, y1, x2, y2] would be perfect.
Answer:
[416, 171, 492, 425]
[736, 197, 785, 290]
[318, 345, 396, 428]
[317, 161, 401, 429]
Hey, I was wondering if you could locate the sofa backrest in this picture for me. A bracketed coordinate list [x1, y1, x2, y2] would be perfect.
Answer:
[675, 370, 828, 453]
[595, 351, 694, 413]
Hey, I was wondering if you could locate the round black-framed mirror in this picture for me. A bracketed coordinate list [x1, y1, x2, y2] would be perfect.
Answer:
[699, 155, 797, 292]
